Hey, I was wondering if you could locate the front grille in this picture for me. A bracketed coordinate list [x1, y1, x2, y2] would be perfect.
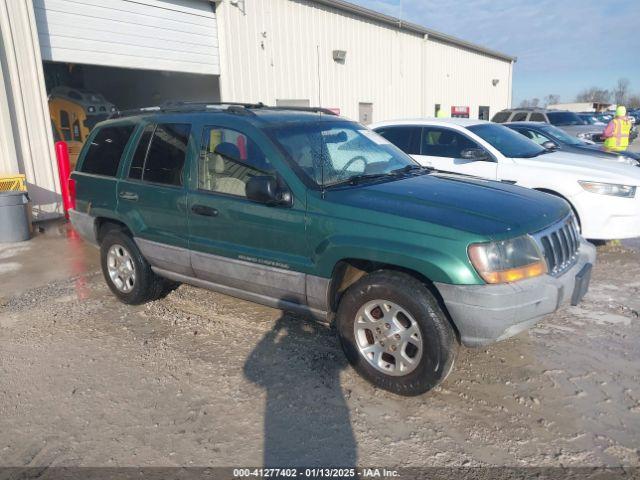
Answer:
[531, 215, 581, 276]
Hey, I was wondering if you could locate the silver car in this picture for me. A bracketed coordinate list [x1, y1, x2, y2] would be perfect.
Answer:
[492, 108, 604, 143]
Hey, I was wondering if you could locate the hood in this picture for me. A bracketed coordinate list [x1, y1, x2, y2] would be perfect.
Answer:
[515, 151, 640, 183]
[578, 144, 640, 164]
[324, 173, 569, 238]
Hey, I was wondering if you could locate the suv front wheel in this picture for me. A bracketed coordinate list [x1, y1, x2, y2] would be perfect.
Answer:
[336, 271, 457, 396]
[100, 230, 168, 305]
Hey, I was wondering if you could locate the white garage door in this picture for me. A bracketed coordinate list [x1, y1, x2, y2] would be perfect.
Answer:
[35, 0, 220, 75]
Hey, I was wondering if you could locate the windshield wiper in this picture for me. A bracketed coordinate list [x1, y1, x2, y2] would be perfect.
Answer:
[390, 164, 433, 174]
[326, 164, 432, 188]
[326, 172, 391, 187]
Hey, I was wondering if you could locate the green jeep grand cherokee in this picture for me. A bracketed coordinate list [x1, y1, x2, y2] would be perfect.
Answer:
[69, 103, 596, 396]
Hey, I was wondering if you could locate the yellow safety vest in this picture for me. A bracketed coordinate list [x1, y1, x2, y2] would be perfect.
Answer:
[604, 117, 631, 151]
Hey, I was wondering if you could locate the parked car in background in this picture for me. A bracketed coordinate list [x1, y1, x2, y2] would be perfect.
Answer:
[69, 103, 596, 396]
[492, 108, 604, 143]
[506, 122, 640, 163]
[577, 113, 606, 126]
[372, 118, 640, 240]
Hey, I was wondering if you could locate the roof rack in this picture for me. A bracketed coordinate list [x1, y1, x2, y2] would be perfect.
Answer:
[109, 101, 339, 119]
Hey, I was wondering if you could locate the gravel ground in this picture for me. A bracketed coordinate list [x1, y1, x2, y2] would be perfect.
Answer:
[0, 224, 639, 469]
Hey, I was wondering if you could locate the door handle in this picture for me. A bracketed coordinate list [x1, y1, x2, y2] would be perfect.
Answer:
[119, 191, 139, 201]
[191, 204, 218, 217]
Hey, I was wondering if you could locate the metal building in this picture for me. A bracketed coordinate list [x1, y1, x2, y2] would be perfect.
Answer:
[0, 0, 515, 218]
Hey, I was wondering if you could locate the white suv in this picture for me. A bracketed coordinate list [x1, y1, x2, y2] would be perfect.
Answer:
[371, 118, 640, 240]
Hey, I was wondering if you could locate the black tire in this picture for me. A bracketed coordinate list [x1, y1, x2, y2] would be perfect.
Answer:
[100, 230, 166, 305]
[336, 270, 457, 396]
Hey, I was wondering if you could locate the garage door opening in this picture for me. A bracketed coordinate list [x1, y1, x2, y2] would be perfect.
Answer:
[44, 61, 220, 166]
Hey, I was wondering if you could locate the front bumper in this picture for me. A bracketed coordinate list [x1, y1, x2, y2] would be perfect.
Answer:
[572, 189, 640, 240]
[435, 241, 596, 347]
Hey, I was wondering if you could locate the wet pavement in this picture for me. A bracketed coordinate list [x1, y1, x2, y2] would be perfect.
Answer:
[0, 223, 638, 468]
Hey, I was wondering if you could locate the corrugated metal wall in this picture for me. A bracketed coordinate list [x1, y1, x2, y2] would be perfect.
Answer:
[0, 0, 60, 218]
[423, 38, 513, 119]
[217, 0, 513, 122]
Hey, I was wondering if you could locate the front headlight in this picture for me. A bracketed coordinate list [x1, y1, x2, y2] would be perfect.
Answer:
[578, 181, 636, 198]
[468, 235, 547, 284]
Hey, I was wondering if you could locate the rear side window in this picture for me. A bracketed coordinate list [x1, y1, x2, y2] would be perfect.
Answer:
[375, 126, 421, 155]
[491, 111, 511, 123]
[81, 125, 135, 177]
[129, 124, 155, 180]
[511, 112, 528, 122]
[530, 113, 546, 122]
[142, 123, 191, 186]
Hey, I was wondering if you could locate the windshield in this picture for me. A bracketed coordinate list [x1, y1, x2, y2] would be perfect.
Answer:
[546, 111, 585, 126]
[270, 121, 417, 187]
[538, 124, 583, 145]
[467, 123, 546, 158]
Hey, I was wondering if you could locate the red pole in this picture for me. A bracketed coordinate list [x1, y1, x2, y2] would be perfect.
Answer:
[55, 141, 73, 218]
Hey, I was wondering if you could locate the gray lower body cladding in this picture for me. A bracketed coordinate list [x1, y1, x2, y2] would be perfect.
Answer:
[134, 238, 331, 319]
[68, 209, 98, 246]
[436, 241, 597, 347]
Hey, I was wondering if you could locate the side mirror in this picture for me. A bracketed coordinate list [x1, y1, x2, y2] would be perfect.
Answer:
[542, 140, 558, 150]
[460, 148, 491, 161]
[214, 142, 241, 162]
[246, 176, 292, 206]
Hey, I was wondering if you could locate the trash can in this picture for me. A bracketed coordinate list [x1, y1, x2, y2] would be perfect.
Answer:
[0, 191, 31, 242]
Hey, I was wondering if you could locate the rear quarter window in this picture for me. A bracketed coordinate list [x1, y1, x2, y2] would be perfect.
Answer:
[491, 111, 511, 123]
[80, 125, 135, 176]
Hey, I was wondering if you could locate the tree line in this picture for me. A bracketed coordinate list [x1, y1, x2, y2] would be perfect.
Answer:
[519, 78, 640, 109]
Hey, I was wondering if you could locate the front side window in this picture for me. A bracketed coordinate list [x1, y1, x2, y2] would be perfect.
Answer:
[81, 124, 135, 177]
[375, 126, 421, 155]
[468, 123, 545, 159]
[199, 127, 274, 197]
[421, 127, 480, 158]
[271, 121, 416, 187]
[539, 125, 583, 145]
[519, 128, 551, 145]
[142, 123, 190, 186]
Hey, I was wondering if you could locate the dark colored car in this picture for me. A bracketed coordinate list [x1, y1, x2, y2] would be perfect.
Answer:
[506, 122, 640, 163]
[68, 102, 594, 396]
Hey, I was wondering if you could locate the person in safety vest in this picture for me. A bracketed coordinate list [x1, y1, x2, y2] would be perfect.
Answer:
[603, 106, 632, 152]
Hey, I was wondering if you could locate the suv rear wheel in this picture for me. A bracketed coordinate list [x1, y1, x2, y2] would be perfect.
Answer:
[100, 230, 167, 305]
[336, 270, 457, 396]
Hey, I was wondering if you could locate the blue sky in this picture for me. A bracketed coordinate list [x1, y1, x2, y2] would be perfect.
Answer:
[349, 0, 640, 105]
